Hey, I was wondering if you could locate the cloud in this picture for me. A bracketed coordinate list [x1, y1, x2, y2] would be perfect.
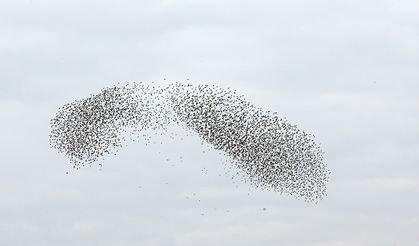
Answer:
[0, 0, 418, 245]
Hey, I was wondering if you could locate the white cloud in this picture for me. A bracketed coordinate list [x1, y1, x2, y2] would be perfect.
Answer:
[1, 0, 418, 245]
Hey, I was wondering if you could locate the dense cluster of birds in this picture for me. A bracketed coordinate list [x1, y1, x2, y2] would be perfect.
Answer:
[50, 82, 329, 201]
[49, 83, 172, 166]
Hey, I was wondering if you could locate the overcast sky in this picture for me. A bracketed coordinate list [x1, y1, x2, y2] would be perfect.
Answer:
[1, 0, 418, 245]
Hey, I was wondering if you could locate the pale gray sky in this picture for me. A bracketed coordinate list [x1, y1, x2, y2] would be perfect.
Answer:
[1, 0, 418, 245]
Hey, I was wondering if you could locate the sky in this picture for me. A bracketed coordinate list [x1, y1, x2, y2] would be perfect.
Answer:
[1, 0, 418, 245]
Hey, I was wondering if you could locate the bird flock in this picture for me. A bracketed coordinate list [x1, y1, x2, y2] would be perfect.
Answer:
[50, 82, 329, 202]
